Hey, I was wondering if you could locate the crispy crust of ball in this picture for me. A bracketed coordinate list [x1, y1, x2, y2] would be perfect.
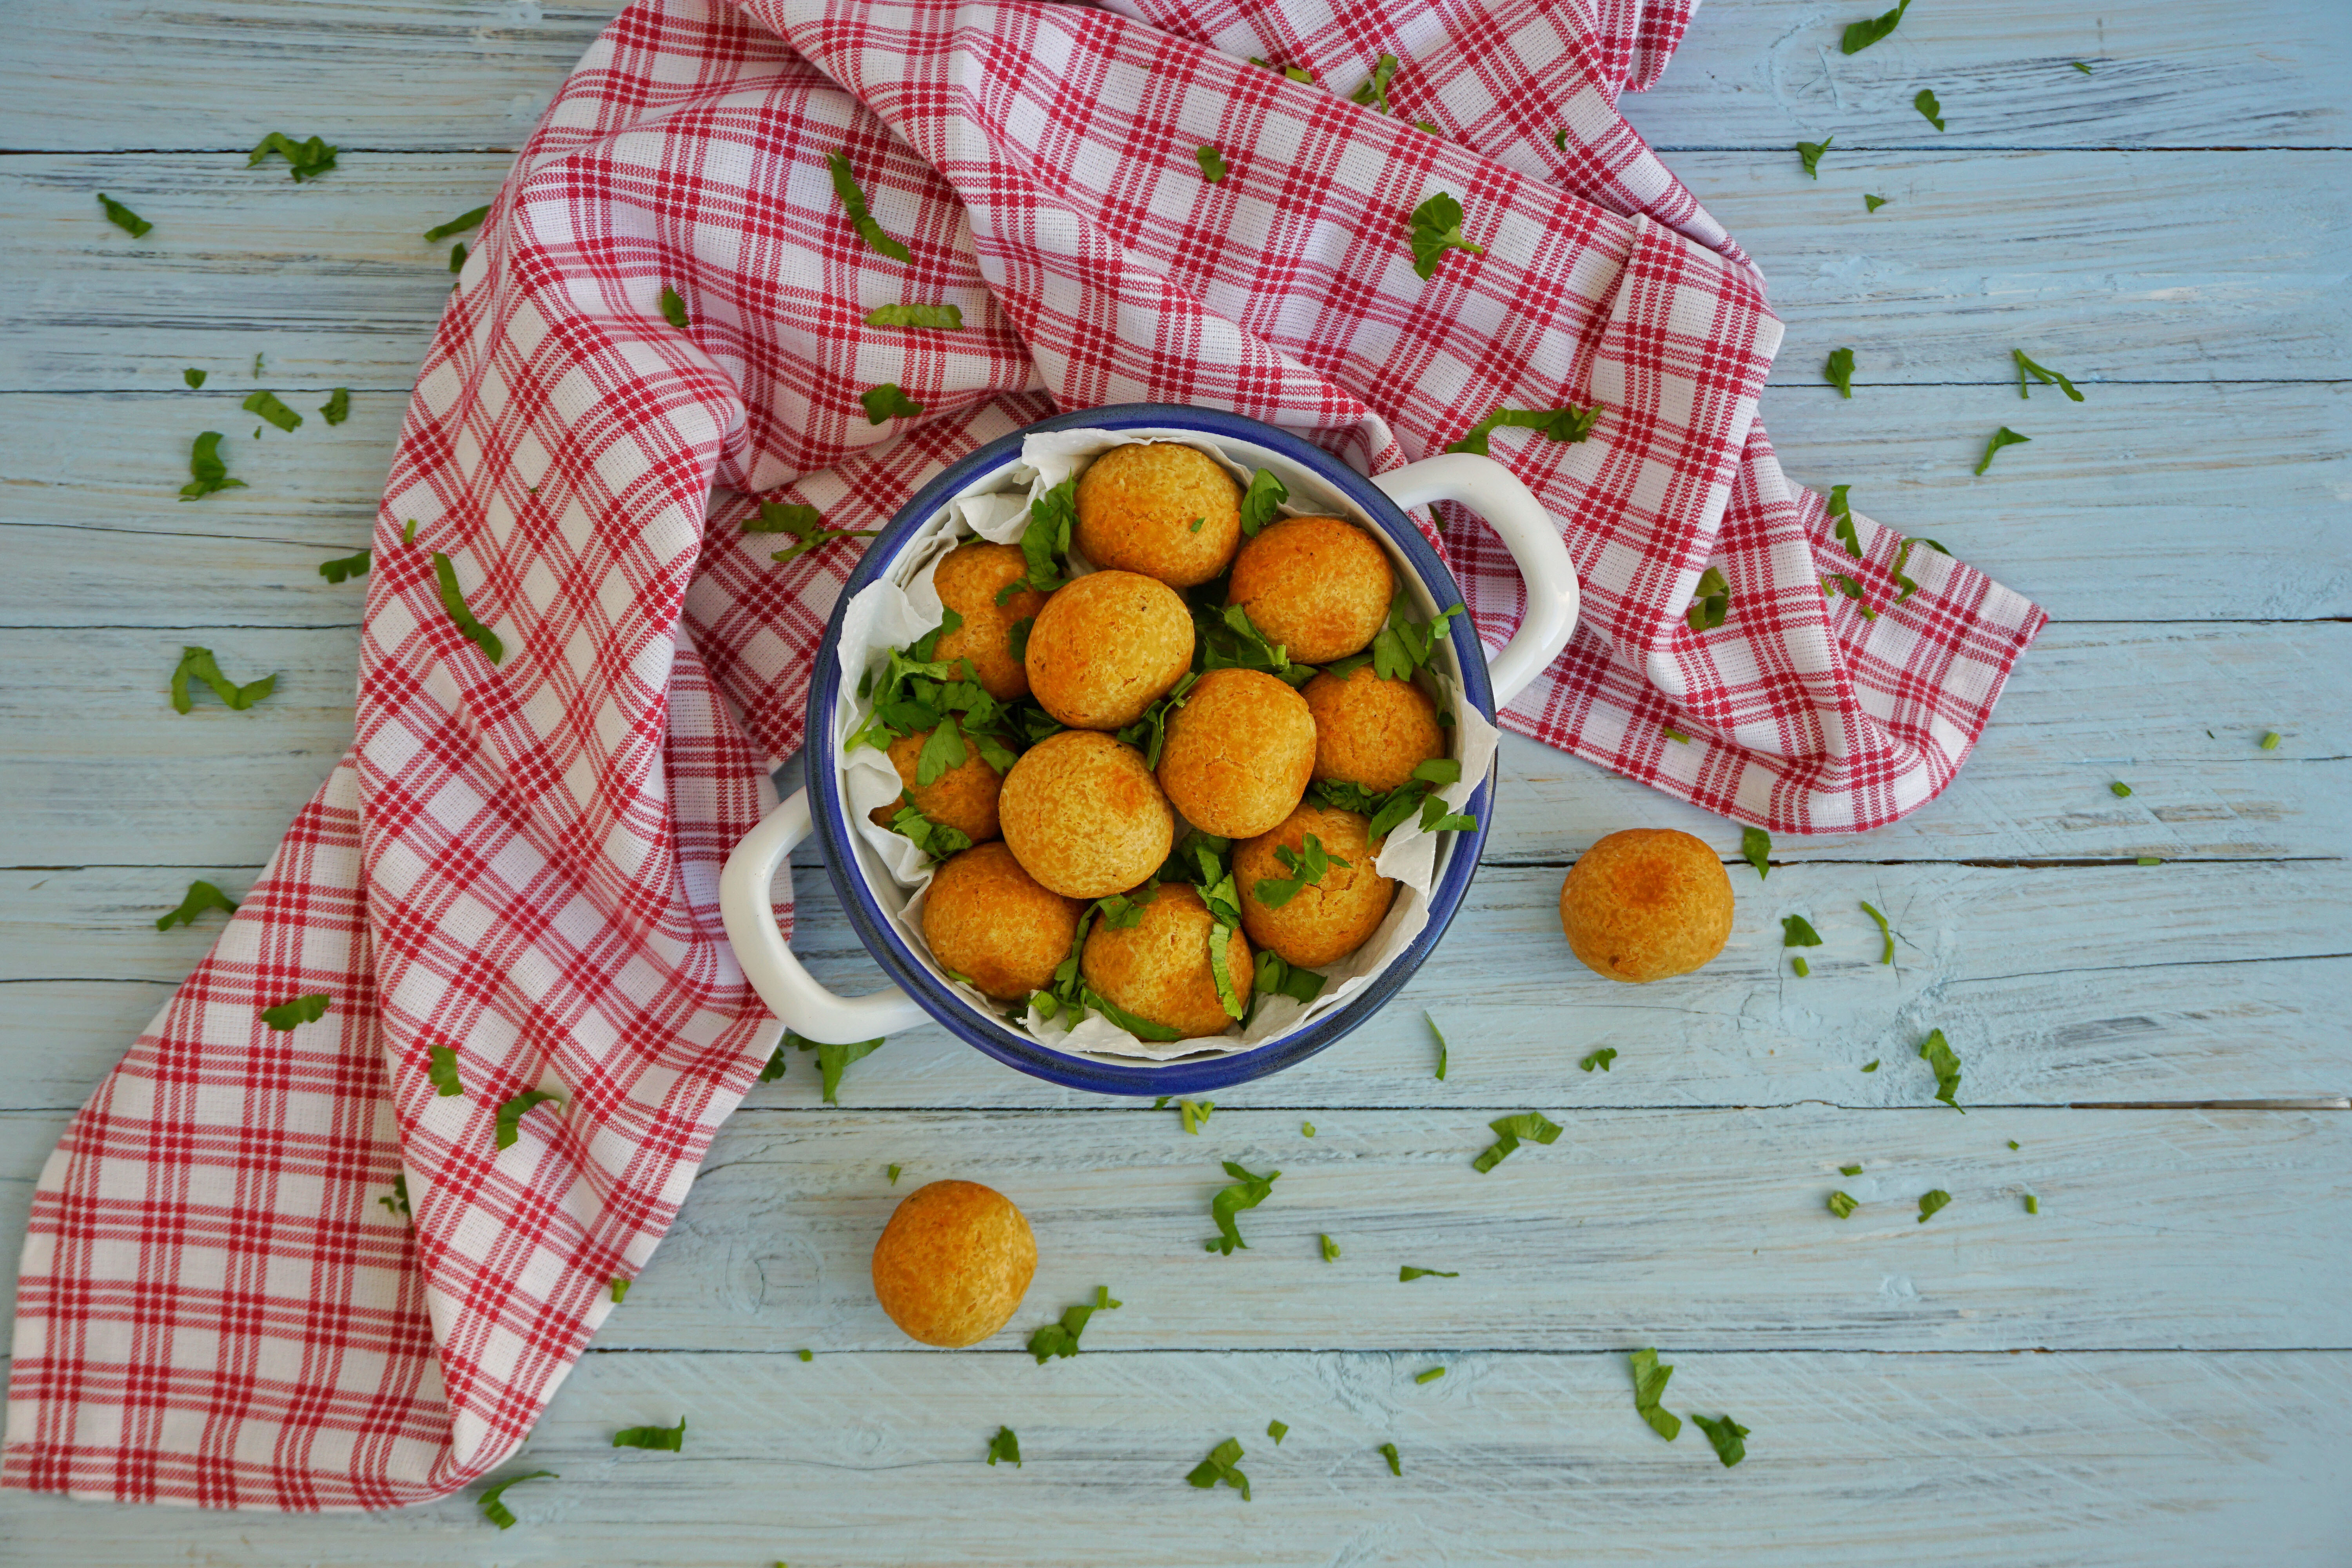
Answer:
[998, 729, 1176, 898]
[1156, 668, 1317, 839]
[1302, 665, 1444, 794]
[922, 842, 1084, 1001]
[1227, 515, 1395, 665]
[870, 1180, 1038, 1348]
[933, 541, 1050, 703]
[1073, 442, 1243, 590]
[1081, 881, 1251, 1040]
[1024, 570, 1195, 730]
[1235, 803, 1396, 969]
[871, 728, 1002, 844]
[1557, 829, 1733, 984]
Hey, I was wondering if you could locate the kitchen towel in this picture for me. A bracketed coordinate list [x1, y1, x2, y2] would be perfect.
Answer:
[6, 0, 2043, 1508]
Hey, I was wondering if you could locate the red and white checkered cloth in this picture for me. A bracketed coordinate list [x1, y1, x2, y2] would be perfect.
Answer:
[6, 0, 2044, 1510]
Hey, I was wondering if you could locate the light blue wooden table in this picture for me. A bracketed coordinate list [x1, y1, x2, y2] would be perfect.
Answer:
[2, 2, 2347, 1562]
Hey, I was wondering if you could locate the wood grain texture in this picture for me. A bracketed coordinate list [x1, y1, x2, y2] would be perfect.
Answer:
[4, 149, 2346, 392]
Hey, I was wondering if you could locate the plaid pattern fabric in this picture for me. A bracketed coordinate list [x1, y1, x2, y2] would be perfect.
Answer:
[5, 0, 2043, 1510]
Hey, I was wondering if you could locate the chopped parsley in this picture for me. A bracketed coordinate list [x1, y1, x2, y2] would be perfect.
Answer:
[184, 368, 207, 388]
[611, 1417, 686, 1452]
[1914, 88, 1945, 131]
[259, 992, 330, 1031]
[1252, 831, 1351, 908]
[427, 1044, 464, 1097]
[1187, 1437, 1250, 1500]
[1916, 1188, 1951, 1223]
[248, 132, 338, 181]
[798, 1348, 813, 1361]
[1823, 572, 1878, 619]
[1426, 1011, 1449, 1080]
[1828, 1190, 1858, 1218]
[319, 387, 350, 424]
[1249, 56, 1314, 84]
[2136, 856, 2163, 866]
[1826, 483, 1864, 557]
[1860, 900, 1894, 962]
[1446, 403, 1602, 457]
[378, 1172, 410, 1219]
[757, 1046, 787, 1082]
[97, 193, 152, 238]
[1864, 194, 1889, 212]
[659, 287, 689, 329]
[1839, 0, 1910, 53]
[1254, 950, 1326, 1014]
[169, 646, 274, 713]
[1692, 1411, 1748, 1467]
[1301, 1122, 1316, 1137]
[1398, 1266, 1458, 1281]
[423, 205, 490, 242]
[1918, 1028, 1964, 1112]
[494, 1087, 563, 1148]
[1862, 1059, 1880, 1072]
[1368, 587, 1465, 682]
[2261, 731, 2282, 750]
[241, 390, 302, 433]
[1176, 1098, 1215, 1135]
[1320, 1234, 1341, 1262]
[449, 242, 468, 273]
[1207, 1162, 1279, 1255]
[1840, 1163, 1863, 1176]
[2110, 780, 2133, 797]
[2073, 61, 2094, 74]
[1350, 53, 1401, 114]
[1663, 726, 1691, 743]
[1741, 826, 1771, 880]
[478, 1470, 556, 1529]
[1234, 466, 1287, 539]
[1629, 1347, 1681, 1440]
[432, 551, 505, 665]
[746, 499, 880, 566]
[1196, 145, 1229, 183]
[156, 879, 238, 930]
[611, 1278, 628, 1303]
[987, 1426, 1022, 1467]
[1415, 1366, 1446, 1385]
[1782, 915, 1823, 948]
[402, 518, 418, 544]
[827, 151, 912, 261]
[2024, 1194, 2040, 1214]
[786, 1029, 887, 1103]
[1406, 191, 1484, 280]
[1580, 1047, 1616, 1073]
[866, 303, 964, 330]
[2013, 349, 2083, 402]
[1553, 129, 1569, 151]
[1473, 1110, 1562, 1173]
[1791, 956, 1811, 978]
[887, 1163, 902, 1185]
[1796, 137, 1833, 179]
[1824, 346, 1855, 398]
[2008, 1140, 2020, 1150]
[1114, 670, 1199, 770]
[1377, 1442, 1402, 1475]
[1267, 1419, 1289, 1445]
[1029, 1287, 1122, 1362]
[179, 430, 248, 500]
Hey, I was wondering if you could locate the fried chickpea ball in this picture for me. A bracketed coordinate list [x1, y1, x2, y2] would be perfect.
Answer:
[1557, 829, 1733, 984]
[1024, 570, 1194, 730]
[932, 541, 1050, 703]
[1155, 668, 1317, 839]
[870, 1180, 1037, 1348]
[922, 842, 1084, 1001]
[1073, 441, 1243, 589]
[1227, 515, 1395, 665]
[1234, 802, 1396, 969]
[998, 729, 1176, 898]
[1301, 664, 1444, 794]
[1081, 881, 1252, 1040]
[866, 729, 1002, 844]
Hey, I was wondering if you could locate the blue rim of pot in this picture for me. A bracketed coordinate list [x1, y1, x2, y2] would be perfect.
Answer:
[806, 403, 1497, 1096]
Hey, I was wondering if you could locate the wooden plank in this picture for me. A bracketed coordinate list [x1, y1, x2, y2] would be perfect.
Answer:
[4, 0, 2345, 153]
[5, 149, 2347, 391]
[1, 622, 2337, 868]
[5, 383, 2343, 624]
[2, 1105, 2345, 1354]
[7, 859, 2346, 1109]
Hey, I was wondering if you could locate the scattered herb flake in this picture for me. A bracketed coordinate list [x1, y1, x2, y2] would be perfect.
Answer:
[1828, 1190, 1858, 1218]
[1860, 900, 1894, 963]
[1741, 826, 1772, 880]
[2110, 780, 2133, 797]
[1692, 1411, 1749, 1467]
[1840, 1163, 1863, 1176]
[377, 1172, 410, 1219]
[1916, 1188, 1951, 1223]
[98, 193, 153, 238]
[1914, 88, 1945, 131]
[1580, 1047, 1616, 1073]
[423, 205, 490, 242]
[2261, 731, 2281, 750]
[259, 992, 330, 1032]
[178, 430, 249, 501]
[1301, 1121, 1316, 1138]
[1406, 191, 1484, 280]
[1862, 1059, 1880, 1072]
[657, 286, 689, 329]
[798, 1348, 813, 1361]
[168, 646, 276, 715]
[1267, 1419, 1288, 1445]
[1253, 831, 1351, 909]
[401, 518, 418, 545]
[427, 1044, 464, 1097]
[861, 382, 925, 424]
[1320, 1233, 1341, 1262]
[247, 131, 339, 181]
[1839, 0, 1911, 54]
[786, 1030, 887, 1103]
[1196, 144, 1228, 183]
[611, 1277, 628, 1303]
[183, 368, 207, 388]
[1796, 137, 1834, 179]
[1350, 52, 1400, 114]
[827, 151, 913, 262]
[318, 387, 350, 425]
[866, 302, 963, 330]
[1791, 956, 1811, 977]
[1415, 1366, 1446, 1385]
[241, 390, 302, 433]
[2024, 1194, 2040, 1214]
[1824, 346, 1855, 397]
[1207, 1161, 1279, 1255]
[2009, 1140, 2020, 1150]
[493, 1087, 563, 1149]
[2013, 349, 2084, 402]
[1446, 403, 1602, 457]
[611, 1417, 685, 1452]
[1918, 1028, 1964, 1112]
[431, 551, 505, 666]
[1864, 194, 1889, 212]
[478, 1470, 556, 1530]
[1826, 483, 1863, 557]
[1553, 129, 1569, 151]
[757, 1046, 788, 1082]
[1186, 1437, 1250, 1500]
[1629, 1348, 1681, 1441]
[1473, 1110, 1563, 1173]
[450, 242, 468, 273]
[1177, 1098, 1215, 1136]
[1235, 466, 1288, 539]
[1426, 1011, 1449, 1080]
[156, 879, 239, 930]
[1782, 915, 1824, 948]
[1399, 1267, 1459, 1281]
[1378, 1442, 1402, 1475]
[987, 1426, 1022, 1467]
[1664, 726, 1692, 743]
[2136, 855, 2163, 866]
[1248, 56, 1314, 84]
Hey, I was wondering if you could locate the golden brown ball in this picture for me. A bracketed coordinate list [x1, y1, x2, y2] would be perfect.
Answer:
[1024, 570, 1195, 730]
[870, 1180, 1037, 1348]
[1301, 665, 1444, 794]
[922, 842, 1084, 1001]
[1081, 880, 1252, 1040]
[933, 541, 1050, 703]
[1155, 668, 1317, 839]
[867, 728, 1002, 844]
[1557, 829, 1734, 983]
[1227, 515, 1395, 665]
[1235, 802, 1396, 969]
[1073, 442, 1243, 590]
[998, 729, 1175, 898]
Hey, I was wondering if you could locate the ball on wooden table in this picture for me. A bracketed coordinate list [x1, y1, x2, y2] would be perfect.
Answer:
[1557, 829, 1733, 983]
[870, 1180, 1037, 1348]
[1226, 515, 1394, 664]
[1301, 664, 1444, 794]
[869, 728, 1002, 844]
[1081, 880, 1252, 1040]
[1235, 802, 1396, 969]
[1156, 668, 1317, 839]
[931, 541, 1049, 703]
[1024, 569, 1195, 730]
[921, 842, 1083, 1001]
[998, 729, 1175, 898]
[1073, 441, 1243, 589]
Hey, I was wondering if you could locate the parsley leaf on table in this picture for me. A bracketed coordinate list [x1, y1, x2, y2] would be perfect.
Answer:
[1446, 403, 1601, 456]
[259, 992, 330, 1032]
[1741, 826, 1772, 880]
[1917, 1188, 1952, 1223]
[156, 879, 238, 930]
[1207, 1162, 1279, 1255]
[1839, 0, 1910, 53]
[1864, 194, 1889, 212]
[1426, 1010, 1449, 1080]
[427, 1044, 465, 1097]
[248, 132, 338, 181]
[1580, 1047, 1616, 1072]
[1196, 144, 1229, 183]
[1826, 483, 1862, 557]
[319, 387, 350, 425]
[1914, 89, 1945, 131]
[1824, 346, 1855, 397]
[477, 1470, 556, 1530]
[828, 151, 913, 261]
[1796, 137, 1833, 179]
[2013, 349, 2084, 402]
[1860, 901, 1895, 963]
[431, 551, 505, 665]
[184, 368, 207, 388]
[1028, 1285, 1121, 1362]
[241, 390, 302, 433]
[97, 193, 152, 238]
[169, 645, 274, 713]
[1828, 1191, 1858, 1218]
[865, 303, 963, 330]
[611, 1417, 686, 1452]
[423, 205, 490, 242]
[1692, 1411, 1749, 1466]
[987, 1426, 1022, 1467]
[1416, 1366, 1446, 1385]
[1629, 1347, 1681, 1441]
[494, 1087, 563, 1148]
[1378, 1441, 1403, 1475]
[179, 431, 248, 500]
[786, 1029, 888, 1103]
[1782, 915, 1823, 948]
[1267, 1419, 1289, 1444]
[1399, 1266, 1458, 1281]
[1187, 1437, 1250, 1500]
[1406, 191, 1484, 280]
[1320, 1233, 1341, 1262]
[1918, 1028, 1964, 1111]
[1472, 1111, 1562, 1173]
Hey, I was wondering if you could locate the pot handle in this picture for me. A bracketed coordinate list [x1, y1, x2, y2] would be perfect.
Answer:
[1371, 452, 1581, 709]
[719, 787, 933, 1044]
